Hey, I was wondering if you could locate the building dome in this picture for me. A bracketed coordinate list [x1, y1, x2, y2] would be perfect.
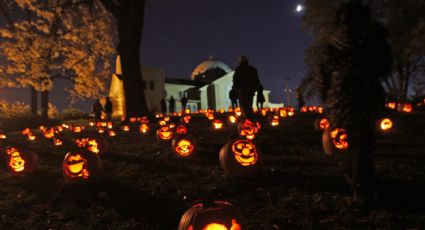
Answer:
[191, 56, 232, 81]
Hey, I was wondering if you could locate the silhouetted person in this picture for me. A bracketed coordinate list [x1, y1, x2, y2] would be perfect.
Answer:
[256, 85, 265, 110]
[104, 97, 113, 121]
[180, 94, 188, 112]
[229, 86, 238, 110]
[169, 96, 175, 113]
[92, 99, 103, 122]
[233, 55, 261, 118]
[160, 98, 167, 114]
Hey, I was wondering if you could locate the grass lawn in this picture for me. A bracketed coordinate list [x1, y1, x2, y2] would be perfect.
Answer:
[0, 112, 424, 229]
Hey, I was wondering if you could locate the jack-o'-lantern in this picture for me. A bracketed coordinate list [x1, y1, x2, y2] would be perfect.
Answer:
[300, 106, 308, 113]
[401, 103, 412, 113]
[279, 109, 287, 117]
[73, 125, 84, 133]
[260, 109, 267, 116]
[122, 125, 130, 132]
[63, 150, 101, 183]
[53, 138, 63, 146]
[0, 133, 6, 139]
[156, 126, 174, 141]
[386, 102, 396, 110]
[378, 118, 393, 131]
[56, 126, 63, 132]
[107, 122, 113, 129]
[237, 119, 260, 140]
[168, 122, 176, 129]
[228, 115, 237, 124]
[322, 128, 349, 156]
[212, 119, 224, 130]
[5, 147, 38, 174]
[270, 118, 279, 126]
[185, 108, 191, 114]
[287, 110, 295, 117]
[159, 120, 167, 126]
[178, 201, 246, 230]
[98, 127, 105, 134]
[75, 138, 89, 148]
[317, 106, 324, 114]
[219, 139, 262, 177]
[43, 127, 55, 139]
[108, 130, 116, 137]
[182, 115, 191, 124]
[175, 124, 188, 135]
[89, 121, 95, 127]
[207, 113, 215, 120]
[172, 135, 196, 157]
[234, 107, 241, 117]
[314, 118, 330, 131]
[129, 117, 137, 122]
[140, 116, 149, 124]
[140, 123, 150, 134]
[164, 116, 170, 122]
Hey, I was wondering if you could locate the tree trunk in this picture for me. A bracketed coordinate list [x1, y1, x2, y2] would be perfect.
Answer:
[30, 86, 38, 117]
[100, 0, 150, 120]
[41, 90, 49, 121]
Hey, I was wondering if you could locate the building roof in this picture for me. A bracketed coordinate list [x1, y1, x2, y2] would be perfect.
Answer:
[165, 78, 201, 86]
[191, 56, 232, 80]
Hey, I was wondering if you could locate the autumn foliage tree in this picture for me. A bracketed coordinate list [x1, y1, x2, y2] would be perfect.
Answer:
[0, 0, 116, 120]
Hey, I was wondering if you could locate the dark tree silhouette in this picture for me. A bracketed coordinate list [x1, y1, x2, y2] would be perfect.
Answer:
[100, 0, 150, 119]
[313, 1, 392, 202]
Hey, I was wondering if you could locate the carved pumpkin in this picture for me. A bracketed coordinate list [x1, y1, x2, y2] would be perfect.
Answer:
[53, 138, 63, 146]
[172, 135, 196, 157]
[63, 150, 101, 183]
[4, 147, 39, 174]
[237, 119, 261, 140]
[378, 118, 393, 131]
[72, 125, 84, 133]
[129, 117, 137, 123]
[108, 130, 116, 137]
[314, 118, 330, 131]
[0, 133, 6, 139]
[178, 201, 246, 230]
[270, 117, 279, 127]
[212, 119, 224, 130]
[300, 106, 308, 113]
[322, 128, 349, 156]
[107, 122, 113, 129]
[182, 115, 191, 124]
[75, 136, 108, 155]
[121, 125, 130, 132]
[228, 115, 237, 124]
[159, 120, 167, 126]
[156, 126, 174, 141]
[279, 109, 287, 117]
[234, 107, 241, 116]
[219, 139, 262, 177]
[168, 122, 176, 129]
[164, 116, 171, 122]
[140, 116, 149, 124]
[401, 103, 413, 113]
[386, 102, 396, 110]
[317, 106, 324, 114]
[43, 127, 56, 139]
[207, 113, 215, 120]
[140, 123, 150, 134]
[175, 124, 188, 135]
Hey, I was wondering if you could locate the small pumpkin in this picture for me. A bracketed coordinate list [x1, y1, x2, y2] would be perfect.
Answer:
[4, 147, 39, 175]
[212, 119, 224, 130]
[172, 135, 196, 157]
[140, 123, 150, 134]
[175, 124, 188, 135]
[219, 139, 262, 177]
[228, 115, 237, 124]
[156, 126, 174, 141]
[178, 201, 246, 230]
[322, 127, 349, 156]
[237, 118, 260, 140]
[62, 150, 101, 183]
[378, 118, 393, 132]
[314, 117, 330, 131]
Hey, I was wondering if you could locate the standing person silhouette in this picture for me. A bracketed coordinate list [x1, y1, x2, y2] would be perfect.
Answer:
[256, 85, 265, 110]
[169, 96, 175, 114]
[104, 97, 113, 121]
[180, 94, 188, 112]
[229, 86, 238, 110]
[92, 99, 103, 122]
[160, 98, 167, 115]
[232, 55, 261, 118]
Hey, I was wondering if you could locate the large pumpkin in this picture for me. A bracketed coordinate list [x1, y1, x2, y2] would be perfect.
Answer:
[4, 147, 39, 175]
[322, 127, 349, 156]
[178, 201, 246, 230]
[172, 135, 196, 157]
[219, 139, 262, 177]
[62, 150, 101, 183]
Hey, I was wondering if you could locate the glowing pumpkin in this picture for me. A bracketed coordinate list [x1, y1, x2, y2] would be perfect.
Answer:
[212, 119, 224, 130]
[234, 107, 241, 116]
[182, 115, 191, 124]
[53, 138, 63, 146]
[175, 124, 188, 135]
[279, 109, 287, 117]
[237, 119, 260, 140]
[0, 133, 6, 139]
[300, 106, 308, 113]
[386, 102, 396, 109]
[63, 150, 101, 183]
[159, 120, 167, 126]
[178, 201, 246, 230]
[156, 126, 174, 141]
[207, 113, 215, 120]
[4, 147, 39, 175]
[172, 135, 196, 157]
[108, 130, 116, 137]
[219, 139, 262, 177]
[270, 118, 279, 126]
[401, 103, 413, 113]
[140, 116, 149, 124]
[129, 117, 137, 122]
[228, 115, 237, 124]
[314, 117, 330, 131]
[378, 118, 393, 131]
[140, 123, 150, 134]
[43, 127, 55, 139]
[122, 125, 130, 132]
[322, 128, 349, 156]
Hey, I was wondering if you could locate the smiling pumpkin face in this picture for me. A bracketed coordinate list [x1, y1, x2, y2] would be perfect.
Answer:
[237, 119, 260, 140]
[175, 139, 194, 156]
[231, 140, 258, 166]
[157, 126, 174, 141]
[6, 148, 25, 172]
[63, 153, 90, 179]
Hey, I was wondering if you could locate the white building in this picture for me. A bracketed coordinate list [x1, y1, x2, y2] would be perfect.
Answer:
[109, 56, 282, 116]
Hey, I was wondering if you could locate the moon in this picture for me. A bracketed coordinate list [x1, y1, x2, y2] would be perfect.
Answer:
[296, 4, 303, 12]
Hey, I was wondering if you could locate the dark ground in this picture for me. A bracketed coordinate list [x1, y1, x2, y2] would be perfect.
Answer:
[0, 112, 424, 229]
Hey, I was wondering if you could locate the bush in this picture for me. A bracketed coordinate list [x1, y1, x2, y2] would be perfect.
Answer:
[0, 100, 31, 119]
[60, 107, 85, 120]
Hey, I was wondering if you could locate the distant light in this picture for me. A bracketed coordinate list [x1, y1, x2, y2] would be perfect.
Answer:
[296, 4, 303, 12]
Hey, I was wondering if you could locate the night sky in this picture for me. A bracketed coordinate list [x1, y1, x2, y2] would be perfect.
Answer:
[1, 0, 312, 112]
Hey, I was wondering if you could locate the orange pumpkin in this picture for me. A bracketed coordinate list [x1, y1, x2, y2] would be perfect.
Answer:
[175, 124, 188, 135]
[237, 119, 260, 140]
[140, 123, 150, 134]
[314, 117, 330, 131]
[63, 150, 101, 183]
[4, 147, 39, 175]
[219, 139, 262, 177]
[378, 118, 393, 131]
[212, 119, 224, 130]
[172, 135, 196, 157]
[156, 126, 174, 141]
[178, 201, 246, 230]
[322, 128, 349, 156]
